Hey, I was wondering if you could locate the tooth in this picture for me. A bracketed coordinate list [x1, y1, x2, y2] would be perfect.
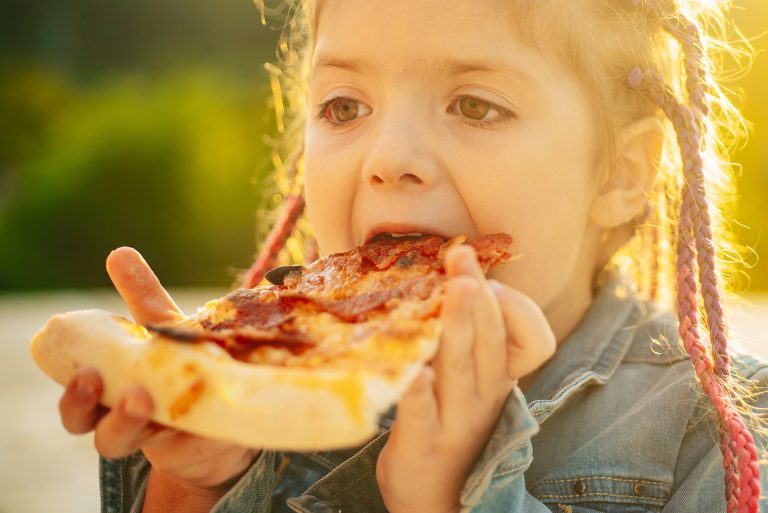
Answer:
[388, 232, 424, 237]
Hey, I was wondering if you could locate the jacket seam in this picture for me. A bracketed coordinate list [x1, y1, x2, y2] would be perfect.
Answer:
[537, 492, 666, 502]
[622, 356, 689, 364]
[537, 476, 667, 486]
[494, 464, 530, 478]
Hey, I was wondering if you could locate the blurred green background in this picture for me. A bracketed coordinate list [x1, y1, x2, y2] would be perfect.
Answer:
[0, 0, 766, 291]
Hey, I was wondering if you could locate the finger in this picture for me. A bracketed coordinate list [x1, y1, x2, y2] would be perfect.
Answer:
[93, 386, 155, 459]
[106, 247, 185, 325]
[489, 281, 557, 379]
[446, 246, 508, 397]
[390, 367, 439, 452]
[59, 368, 107, 434]
[139, 423, 180, 448]
[435, 275, 478, 428]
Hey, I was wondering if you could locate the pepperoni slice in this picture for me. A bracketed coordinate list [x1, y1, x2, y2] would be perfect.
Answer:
[156, 233, 515, 362]
[359, 235, 444, 270]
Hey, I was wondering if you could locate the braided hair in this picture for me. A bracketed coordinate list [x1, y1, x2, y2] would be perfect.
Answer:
[249, 1, 762, 510]
[627, 2, 760, 510]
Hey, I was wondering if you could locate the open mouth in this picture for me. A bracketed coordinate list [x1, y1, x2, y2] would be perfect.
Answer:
[365, 232, 450, 245]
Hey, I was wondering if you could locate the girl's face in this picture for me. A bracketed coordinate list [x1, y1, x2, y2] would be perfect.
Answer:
[304, 0, 605, 339]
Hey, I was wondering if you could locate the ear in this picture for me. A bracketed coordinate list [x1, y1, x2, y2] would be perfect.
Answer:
[590, 116, 663, 229]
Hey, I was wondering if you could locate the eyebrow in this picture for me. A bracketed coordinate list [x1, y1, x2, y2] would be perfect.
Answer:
[313, 56, 534, 84]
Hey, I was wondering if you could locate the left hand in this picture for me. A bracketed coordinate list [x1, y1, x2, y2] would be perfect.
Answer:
[376, 245, 556, 513]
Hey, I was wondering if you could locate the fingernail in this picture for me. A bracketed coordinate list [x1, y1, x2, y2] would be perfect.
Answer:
[123, 396, 149, 419]
[75, 377, 94, 400]
[488, 280, 503, 295]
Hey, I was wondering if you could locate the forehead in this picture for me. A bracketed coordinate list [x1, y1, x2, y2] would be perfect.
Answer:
[313, 0, 544, 76]
[317, 0, 512, 33]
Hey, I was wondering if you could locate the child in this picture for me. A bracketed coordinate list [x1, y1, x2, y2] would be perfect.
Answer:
[57, 0, 768, 512]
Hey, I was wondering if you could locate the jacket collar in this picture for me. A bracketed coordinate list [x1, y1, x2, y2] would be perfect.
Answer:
[524, 273, 644, 423]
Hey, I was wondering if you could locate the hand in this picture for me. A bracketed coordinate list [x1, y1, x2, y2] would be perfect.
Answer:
[58, 247, 259, 501]
[376, 245, 556, 513]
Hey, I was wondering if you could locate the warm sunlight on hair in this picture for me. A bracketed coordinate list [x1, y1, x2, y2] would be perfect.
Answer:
[256, 0, 754, 316]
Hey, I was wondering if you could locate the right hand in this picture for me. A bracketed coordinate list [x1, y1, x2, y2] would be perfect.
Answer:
[58, 247, 260, 494]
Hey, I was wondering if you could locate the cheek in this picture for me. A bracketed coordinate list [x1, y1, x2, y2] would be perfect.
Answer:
[461, 136, 596, 305]
[485, 213, 592, 310]
[303, 129, 358, 255]
[458, 147, 594, 231]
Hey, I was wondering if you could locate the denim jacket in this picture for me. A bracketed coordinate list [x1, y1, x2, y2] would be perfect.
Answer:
[100, 274, 768, 513]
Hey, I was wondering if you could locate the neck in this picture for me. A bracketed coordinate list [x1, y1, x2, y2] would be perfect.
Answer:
[518, 271, 595, 394]
[545, 278, 594, 345]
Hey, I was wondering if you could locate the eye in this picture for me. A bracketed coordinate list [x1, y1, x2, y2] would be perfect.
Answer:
[317, 97, 372, 125]
[449, 95, 514, 127]
[459, 97, 491, 120]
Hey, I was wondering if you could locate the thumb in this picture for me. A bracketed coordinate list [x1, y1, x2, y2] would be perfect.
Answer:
[106, 247, 185, 325]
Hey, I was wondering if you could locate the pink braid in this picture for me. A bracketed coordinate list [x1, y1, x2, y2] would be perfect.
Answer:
[243, 193, 305, 288]
[632, 0, 730, 383]
[659, 6, 734, 385]
[626, 9, 755, 508]
[628, 68, 761, 513]
[244, 152, 308, 288]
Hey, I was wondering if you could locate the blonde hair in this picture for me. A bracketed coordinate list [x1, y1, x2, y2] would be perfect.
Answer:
[250, 1, 762, 509]
[259, 0, 751, 303]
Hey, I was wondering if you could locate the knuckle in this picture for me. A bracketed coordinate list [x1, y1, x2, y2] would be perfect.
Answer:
[93, 406, 145, 459]
[445, 275, 476, 298]
[450, 276, 478, 295]
[446, 357, 472, 375]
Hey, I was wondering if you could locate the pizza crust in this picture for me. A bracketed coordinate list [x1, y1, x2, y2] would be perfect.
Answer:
[30, 309, 436, 450]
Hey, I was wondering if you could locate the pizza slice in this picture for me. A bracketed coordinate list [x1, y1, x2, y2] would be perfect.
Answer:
[30, 233, 514, 450]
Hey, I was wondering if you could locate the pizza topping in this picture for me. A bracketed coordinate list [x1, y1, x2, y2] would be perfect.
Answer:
[146, 324, 208, 341]
[147, 324, 312, 349]
[149, 233, 514, 365]
[318, 288, 403, 322]
[471, 233, 516, 269]
[169, 378, 206, 420]
[264, 265, 306, 286]
[114, 316, 153, 340]
[360, 234, 445, 270]
[223, 335, 314, 361]
[225, 291, 309, 330]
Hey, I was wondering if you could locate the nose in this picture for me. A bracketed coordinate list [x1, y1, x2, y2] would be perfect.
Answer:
[361, 110, 440, 191]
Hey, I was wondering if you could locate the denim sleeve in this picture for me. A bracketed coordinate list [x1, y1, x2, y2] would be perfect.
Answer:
[289, 387, 573, 513]
[100, 450, 278, 513]
[99, 452, 150, 513]
[459, 387, 556, 513]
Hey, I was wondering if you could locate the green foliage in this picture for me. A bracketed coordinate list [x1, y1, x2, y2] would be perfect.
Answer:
[0, 66, 274, 290]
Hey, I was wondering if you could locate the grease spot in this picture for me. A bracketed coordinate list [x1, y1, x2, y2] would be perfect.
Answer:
[169, 378, 205, 420]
